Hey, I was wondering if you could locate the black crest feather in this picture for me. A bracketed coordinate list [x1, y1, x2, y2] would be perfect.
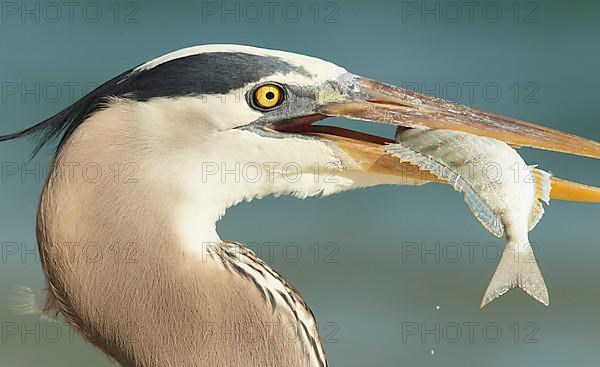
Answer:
[0, 51, 308, 157]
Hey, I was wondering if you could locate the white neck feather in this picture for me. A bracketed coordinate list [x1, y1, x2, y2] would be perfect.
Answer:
[171, 127, 357, 256]
[63, 97, 410, 260]
[84, 97, 358, 257]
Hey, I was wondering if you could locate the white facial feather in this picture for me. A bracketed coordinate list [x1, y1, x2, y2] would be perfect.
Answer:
[124, 96, 353, 256]
[174, 131, 359, 257]
[108, 45, 391, 258]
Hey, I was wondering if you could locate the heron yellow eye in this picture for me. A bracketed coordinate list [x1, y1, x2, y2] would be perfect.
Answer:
[253, 84, 283, 109]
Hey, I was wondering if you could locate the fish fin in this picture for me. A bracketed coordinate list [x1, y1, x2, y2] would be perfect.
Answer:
[8, 285, 57, 321]
[386, 144, 504, 237]
[481, 240, 549, 308]
[528, 167, 552, 231]
[463, 189, 504, 238]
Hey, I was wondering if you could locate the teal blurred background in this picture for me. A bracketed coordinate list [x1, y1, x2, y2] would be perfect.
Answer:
[1, 0, 599, 365]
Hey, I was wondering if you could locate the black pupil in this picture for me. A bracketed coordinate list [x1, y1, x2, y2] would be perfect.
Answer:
[265, 91, 275, 100]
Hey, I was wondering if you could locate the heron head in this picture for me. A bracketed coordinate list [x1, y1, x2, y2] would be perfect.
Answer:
[5, 44, 600, 202]
[86, 44, 596, 198]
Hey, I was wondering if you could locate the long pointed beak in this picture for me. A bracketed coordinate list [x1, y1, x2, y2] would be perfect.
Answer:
[306, 129, 600, 203]
[304, 75, 600, 203]
[320, 76, 600, 159]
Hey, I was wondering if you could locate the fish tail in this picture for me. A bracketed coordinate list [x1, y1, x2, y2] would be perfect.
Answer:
[480, 240, 549, 308]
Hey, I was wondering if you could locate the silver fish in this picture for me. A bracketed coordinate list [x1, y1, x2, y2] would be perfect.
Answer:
[387, 128, 551, 307]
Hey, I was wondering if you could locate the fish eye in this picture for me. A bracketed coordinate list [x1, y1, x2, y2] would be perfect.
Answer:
[252, 83, 284, 110]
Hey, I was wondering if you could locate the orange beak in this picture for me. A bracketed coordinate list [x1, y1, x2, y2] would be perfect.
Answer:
[292, 75, 600, 202]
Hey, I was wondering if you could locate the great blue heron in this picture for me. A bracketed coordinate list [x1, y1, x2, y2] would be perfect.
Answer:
[2, 45, 599, 366]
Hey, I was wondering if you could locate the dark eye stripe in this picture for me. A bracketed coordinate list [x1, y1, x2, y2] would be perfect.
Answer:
[9, 52, 310, 156]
